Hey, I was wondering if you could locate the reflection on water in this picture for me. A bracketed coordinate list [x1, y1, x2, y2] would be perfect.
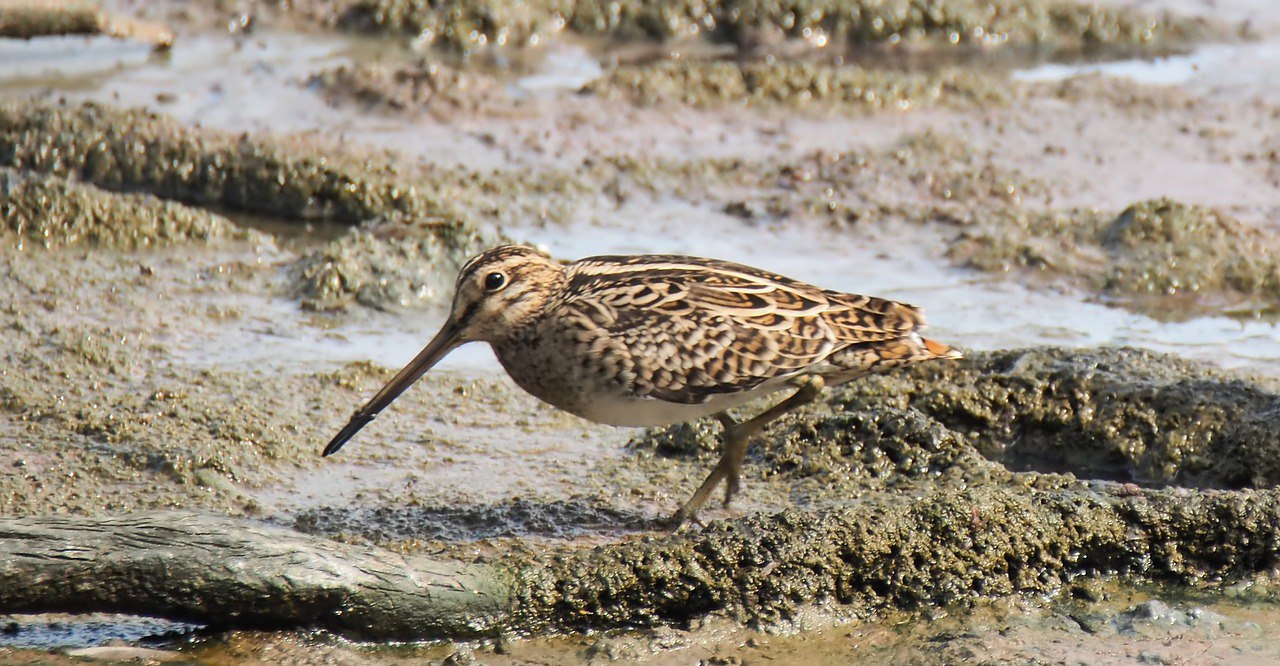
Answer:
[0, 614, 196, 650]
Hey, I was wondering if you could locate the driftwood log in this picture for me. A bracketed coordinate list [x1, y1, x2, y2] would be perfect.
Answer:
[0, 512, 513, 640]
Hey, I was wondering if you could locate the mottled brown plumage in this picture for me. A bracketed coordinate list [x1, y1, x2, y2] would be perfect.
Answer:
[323, 244, 962, 527]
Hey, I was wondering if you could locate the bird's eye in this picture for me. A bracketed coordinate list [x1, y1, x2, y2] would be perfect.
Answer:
[483, 272, 507, 291]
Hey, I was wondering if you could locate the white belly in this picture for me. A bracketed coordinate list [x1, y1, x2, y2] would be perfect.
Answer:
[567, 381, 792, 427]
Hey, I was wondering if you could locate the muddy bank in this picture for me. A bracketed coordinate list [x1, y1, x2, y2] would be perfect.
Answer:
[585, 60, 1009, 109]
[949, 198, 1280, 315]
[505, 347, 1280, 632]
[0, 99, 493, 309]
[310, 60, 501, 115]
[0, 100, 461, 226]
[7, 98, 1266, 319]
[0, 0, 171, 46]
[323, 0, 1206, 53]
[513, 484, 1280, 633]
[635, 347, 1280, 502]
[0, 168, 250, 250]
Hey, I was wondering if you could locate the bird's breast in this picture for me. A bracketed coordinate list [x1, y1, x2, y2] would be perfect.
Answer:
[489, 327, 786, 427]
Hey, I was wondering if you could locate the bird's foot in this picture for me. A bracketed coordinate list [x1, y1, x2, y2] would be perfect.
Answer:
[722, 467, 741, 508]
[663, 503, 707, 532]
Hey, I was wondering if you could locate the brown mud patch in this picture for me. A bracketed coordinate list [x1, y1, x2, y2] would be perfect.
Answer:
[0, 0, 171, 46]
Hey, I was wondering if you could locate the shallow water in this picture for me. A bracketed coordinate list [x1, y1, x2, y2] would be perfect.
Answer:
[0, 614, 194, 650]
[180, 200, 1280, 380]
[1014, 41, 1280, 102]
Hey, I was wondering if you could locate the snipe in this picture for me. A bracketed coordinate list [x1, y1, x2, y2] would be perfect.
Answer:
[323, 244, 962, 527]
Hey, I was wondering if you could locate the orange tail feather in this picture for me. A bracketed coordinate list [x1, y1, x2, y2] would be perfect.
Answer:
[923, 337, 963, 360]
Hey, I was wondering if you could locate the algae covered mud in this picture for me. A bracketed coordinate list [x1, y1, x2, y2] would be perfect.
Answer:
[1, 0, 1280, 662]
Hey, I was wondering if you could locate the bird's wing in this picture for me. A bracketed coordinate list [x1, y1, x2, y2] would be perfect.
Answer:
[561, 255, 924, 404]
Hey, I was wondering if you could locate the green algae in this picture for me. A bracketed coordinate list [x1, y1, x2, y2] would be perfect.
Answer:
[335, 0, 1203, 54]
[586, 60, 1008, 109]
[0, 169, 250, 250]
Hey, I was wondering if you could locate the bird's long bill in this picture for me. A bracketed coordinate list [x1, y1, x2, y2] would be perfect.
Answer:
[321, 322, 463, 457]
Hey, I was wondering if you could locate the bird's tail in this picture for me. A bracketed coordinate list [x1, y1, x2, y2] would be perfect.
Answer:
[922, 337, 963, 360]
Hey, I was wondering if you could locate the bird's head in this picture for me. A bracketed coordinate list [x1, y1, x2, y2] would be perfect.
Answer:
[321, 244, 564, 456]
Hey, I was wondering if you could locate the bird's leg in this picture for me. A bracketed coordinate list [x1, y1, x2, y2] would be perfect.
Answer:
[721, 375, 825, 506]
[667, 375, 826, 529]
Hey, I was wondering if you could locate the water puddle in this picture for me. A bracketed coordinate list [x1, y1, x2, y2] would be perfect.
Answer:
[0, 35, 155, 87]
[1, 30, 370, 134]
[1014, 41, 1280, 101]
[511, 44, 602, 96]
[0, 613, 196, 650]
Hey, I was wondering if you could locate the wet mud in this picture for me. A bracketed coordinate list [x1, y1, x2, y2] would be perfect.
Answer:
[0, 99, 465, 227]
[2, 0, 1280, 661]
[516, 484, 1280, 633]
[325, 0, 1207, 53]
[950, 197, 1280, 316]
[585, 60, 1010, 109]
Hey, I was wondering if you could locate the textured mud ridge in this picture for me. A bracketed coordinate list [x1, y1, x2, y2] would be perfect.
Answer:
[0, 168, 250, 250]
[514, 347, 1280, 631]
[328, 0, 1205, 53]
[0, 100, 460, 226]
[643, 348, 1280, 494]
[513, 486, 1280, 632]
[949, 198, 1280, 314]
[585, 60, 1009, 109]
[295, 497, 647, 543]
[0, 100, 491, 310]
[310, 61, 502, 114]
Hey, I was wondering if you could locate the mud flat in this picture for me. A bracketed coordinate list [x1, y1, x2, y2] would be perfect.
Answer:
[1, 0, 1279, 662]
